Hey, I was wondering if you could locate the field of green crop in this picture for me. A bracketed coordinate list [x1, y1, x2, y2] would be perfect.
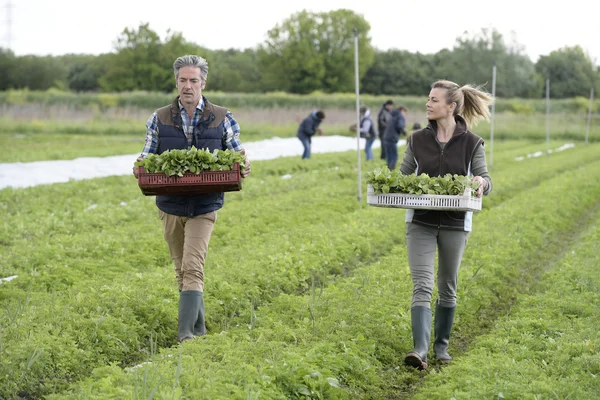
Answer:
[1, 98, 599, 399]
[0, 89, 598, 163]
[0, 110, 598, 163]
[0, 91, 600, 400]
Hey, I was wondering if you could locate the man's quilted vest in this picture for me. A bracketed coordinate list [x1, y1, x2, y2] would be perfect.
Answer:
[155, 96, 228, 218]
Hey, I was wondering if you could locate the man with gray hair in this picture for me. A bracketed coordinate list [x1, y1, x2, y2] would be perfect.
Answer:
[133, 54, 251, 342]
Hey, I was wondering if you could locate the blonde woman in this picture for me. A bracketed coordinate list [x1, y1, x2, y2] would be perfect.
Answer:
[400, 80, 493, 370]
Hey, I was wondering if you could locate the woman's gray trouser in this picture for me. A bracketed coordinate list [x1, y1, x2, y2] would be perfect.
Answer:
[406, 222, 469, 308]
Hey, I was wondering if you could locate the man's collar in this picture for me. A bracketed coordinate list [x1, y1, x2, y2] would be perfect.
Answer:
[177, 96, 205, 112]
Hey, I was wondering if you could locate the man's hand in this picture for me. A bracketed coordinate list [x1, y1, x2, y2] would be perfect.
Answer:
[349, 124, 357, 132]
[133, 157, 143, 178]
[240, 149, 251, 178]
[316, 128, 323, 136]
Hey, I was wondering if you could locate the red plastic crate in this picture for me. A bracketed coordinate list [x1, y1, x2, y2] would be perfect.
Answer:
[138, 162, 242, 196]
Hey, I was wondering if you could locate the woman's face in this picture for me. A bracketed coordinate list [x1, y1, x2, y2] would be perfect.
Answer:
[426, 88, 454, 120]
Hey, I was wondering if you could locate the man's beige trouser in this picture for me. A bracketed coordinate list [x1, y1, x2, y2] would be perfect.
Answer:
[159, 210, 217, 292]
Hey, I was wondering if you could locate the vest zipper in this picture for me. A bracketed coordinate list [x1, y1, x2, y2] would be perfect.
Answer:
[438, 146, 444, 229]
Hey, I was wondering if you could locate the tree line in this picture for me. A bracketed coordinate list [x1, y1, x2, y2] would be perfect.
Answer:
[0, 9, 598, 99]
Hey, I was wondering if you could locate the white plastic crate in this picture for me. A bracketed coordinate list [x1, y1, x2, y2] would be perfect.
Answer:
[367, 185, 482, 212]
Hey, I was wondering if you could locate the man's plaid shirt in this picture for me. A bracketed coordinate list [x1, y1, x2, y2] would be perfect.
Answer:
[140, 97, 244, 158]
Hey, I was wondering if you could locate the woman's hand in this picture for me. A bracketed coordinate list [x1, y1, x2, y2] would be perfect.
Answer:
[472, 176, 487, 198]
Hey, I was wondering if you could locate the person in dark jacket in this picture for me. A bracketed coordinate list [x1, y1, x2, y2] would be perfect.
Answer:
[400, 80, 493, 371]
[132, 54, 251, 343]
[382, 106, 407, 170]
[377, 100, 394, 159]
[296, 110, 325, 159]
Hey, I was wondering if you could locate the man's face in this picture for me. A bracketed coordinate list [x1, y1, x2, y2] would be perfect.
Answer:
[177, 66, 204, 107]
[385, 103, 394, 111]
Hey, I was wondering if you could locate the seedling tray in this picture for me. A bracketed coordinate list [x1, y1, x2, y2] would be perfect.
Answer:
[138, 163, 242, 196]
[367, 185, 481, 212]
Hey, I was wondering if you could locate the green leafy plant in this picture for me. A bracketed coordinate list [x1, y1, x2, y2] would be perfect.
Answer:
[135, 147, 246, 176]
[3, 144, 600, 399]
[366, 166, 478, 196]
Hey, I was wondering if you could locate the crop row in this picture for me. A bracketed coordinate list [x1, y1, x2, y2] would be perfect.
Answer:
[1, 89, 598, 114]
[0, 143, 598, 398]
[1, 152, 407, 398]
[46, 149, 600, 398]
[414, 211, 600, 399]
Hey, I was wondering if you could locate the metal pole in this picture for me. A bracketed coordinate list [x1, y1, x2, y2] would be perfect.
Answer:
[585, 87, 594, 146]
[545, 79, 550, 155]
[354, 27, 362, 204]
[490, 61, 496, 170]
[4, 1, 13, 50]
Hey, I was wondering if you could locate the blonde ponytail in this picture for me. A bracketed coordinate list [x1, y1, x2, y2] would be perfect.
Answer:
[432, 80, 494, 127]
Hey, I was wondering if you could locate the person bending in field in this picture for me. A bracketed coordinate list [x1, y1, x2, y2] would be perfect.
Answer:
[133, 55, 251, 343]
[401, 80, 493, 370]
[296, 110, 325, 159]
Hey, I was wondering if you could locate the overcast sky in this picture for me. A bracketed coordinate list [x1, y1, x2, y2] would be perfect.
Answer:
[2, 0, 598, 64]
